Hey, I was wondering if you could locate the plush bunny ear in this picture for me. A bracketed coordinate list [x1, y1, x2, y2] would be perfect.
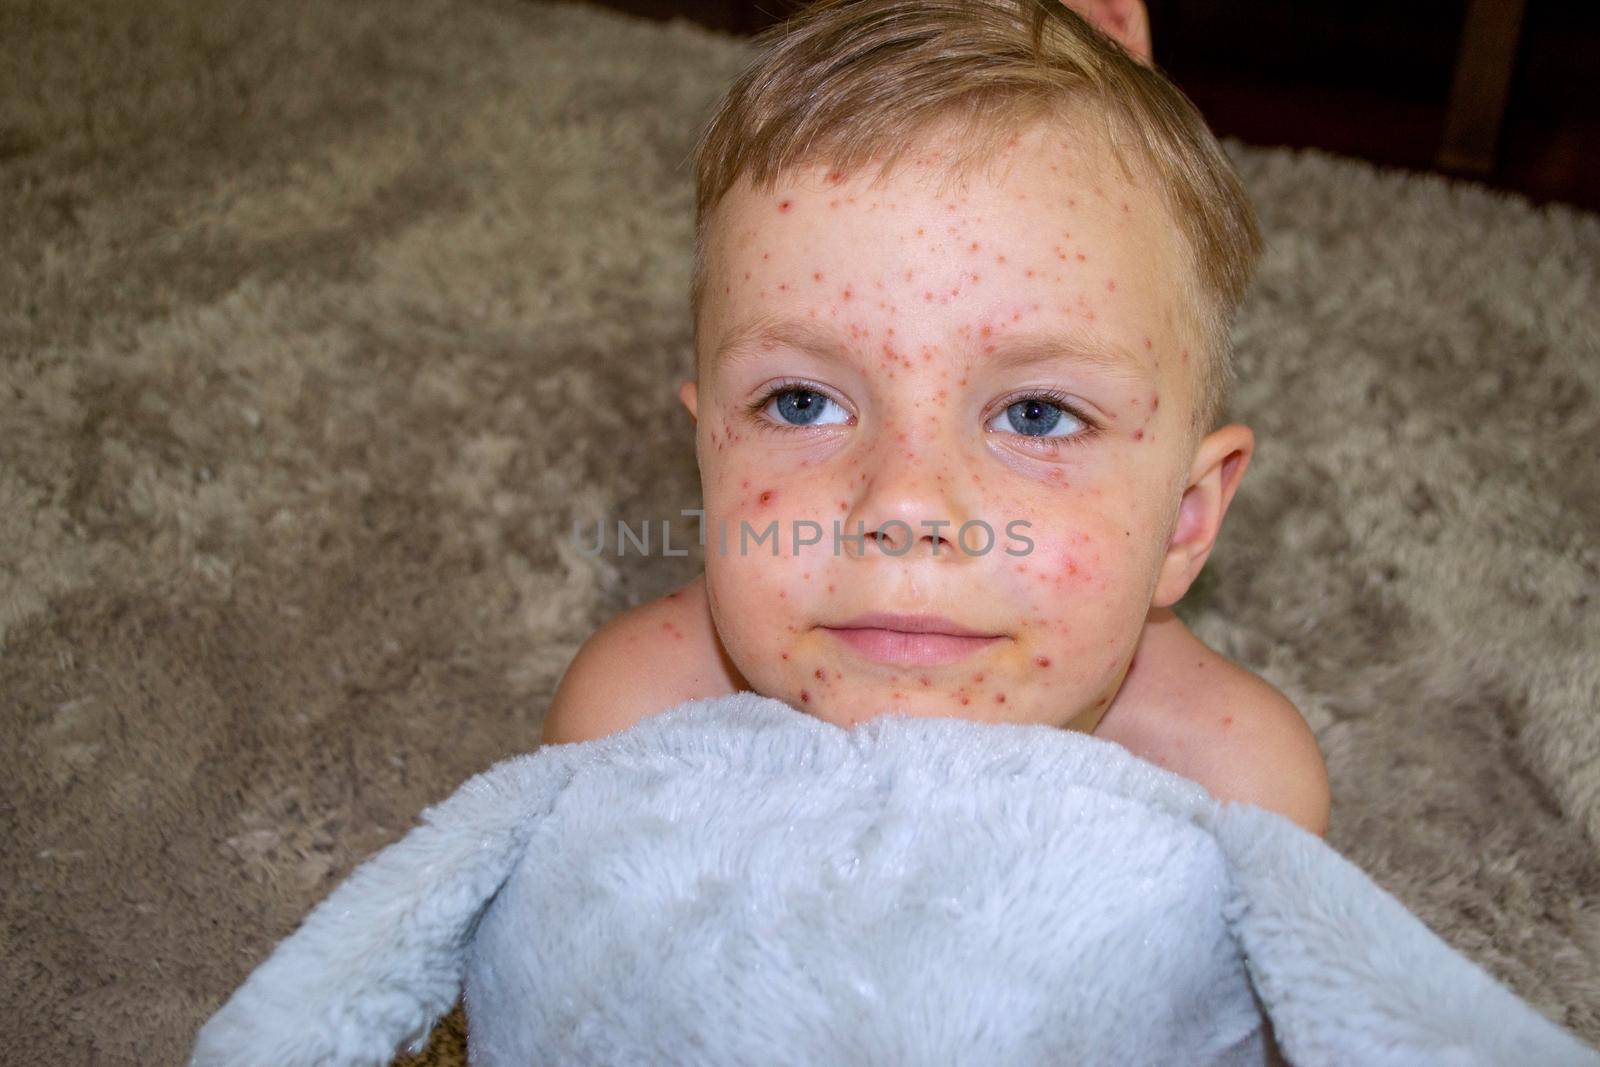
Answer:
[190, 743, 581, 1067]
[1206, 802, 1600, 1067]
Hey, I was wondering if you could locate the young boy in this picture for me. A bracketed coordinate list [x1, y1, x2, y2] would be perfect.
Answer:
[542, 0, 1330, 838]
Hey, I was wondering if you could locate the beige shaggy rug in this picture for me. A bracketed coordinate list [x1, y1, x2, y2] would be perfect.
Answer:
[3, 1, 1598, 1063]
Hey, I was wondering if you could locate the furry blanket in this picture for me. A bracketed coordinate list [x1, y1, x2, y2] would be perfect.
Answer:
[1, 1, 1597, 1064]
[189, 694, 1599, 1066]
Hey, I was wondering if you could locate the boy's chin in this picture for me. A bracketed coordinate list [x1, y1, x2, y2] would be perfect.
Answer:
[787, 686, 1027, 729]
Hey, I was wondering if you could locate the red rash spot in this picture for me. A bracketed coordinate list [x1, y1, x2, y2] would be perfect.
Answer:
[973, 673, 985, 683]
[1222, 715, 1234, 727]
[1144, 337, 1153, 350]
[759, 490, 775, 505]
[918, 675, 932, 686]
[995, 693, 1007, 704]
[815, 668, 826, 680]
[842, 288, 854, 301]
[1106, 280, 1117, 292]
[827, 584, 836, 592]
[1133, 429, 1144, 441]
[1152, 396, 1159, 412]
[778, 200, 793, 213]
[1035, 656, 1052, 668]
[800, 690, 811, 703]
[959, 696, 971, 706]
[780, 652, 790, 660]
[1075, 252, 1087, 262]
[916, 227, 925, 236]
[1181, 349, 1190, 363]
[813, 271, 824, 282]
[969, 241, 981, 251]
[827, 170, 846, 184]
[1025, 269, 1035, 278]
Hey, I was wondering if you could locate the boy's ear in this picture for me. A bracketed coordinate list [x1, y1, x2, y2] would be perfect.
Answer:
[678, 380, 698, 422]
[1151, 424, 1253, 608]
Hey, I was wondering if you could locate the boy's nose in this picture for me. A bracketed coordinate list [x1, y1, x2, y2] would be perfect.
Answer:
[844, 430, 981, 560]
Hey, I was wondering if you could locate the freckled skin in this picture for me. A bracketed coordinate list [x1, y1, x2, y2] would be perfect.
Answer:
[689, 116, 1209, 733]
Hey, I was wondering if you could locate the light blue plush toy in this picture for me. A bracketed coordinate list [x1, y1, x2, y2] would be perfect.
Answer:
[191, 692, 1599, 1066]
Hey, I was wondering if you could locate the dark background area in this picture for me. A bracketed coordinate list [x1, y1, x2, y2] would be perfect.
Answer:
[575, 0, 1598, 213]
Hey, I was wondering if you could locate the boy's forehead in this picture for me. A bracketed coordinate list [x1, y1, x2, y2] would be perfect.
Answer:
[700, 121, 1199, 372]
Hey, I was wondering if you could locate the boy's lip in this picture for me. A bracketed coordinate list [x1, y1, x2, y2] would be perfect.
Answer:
[818, 614, 1008, 665]
[819, 620, 1005, 666]
[824, 612, 1001, 638]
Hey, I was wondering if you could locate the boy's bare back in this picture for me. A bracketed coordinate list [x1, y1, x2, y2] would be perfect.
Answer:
[541, 573, 1329, 838]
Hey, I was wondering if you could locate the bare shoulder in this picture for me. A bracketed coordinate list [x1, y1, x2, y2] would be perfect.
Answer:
[1192, 658, 1331, 838]
[1102, 610, 1330, 837]
[539, 572, 744, 746]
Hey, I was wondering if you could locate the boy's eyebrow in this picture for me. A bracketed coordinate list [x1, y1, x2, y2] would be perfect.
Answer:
[712, 315, 1155, 383]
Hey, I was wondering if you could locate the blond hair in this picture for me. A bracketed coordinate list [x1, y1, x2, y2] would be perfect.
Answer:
[688, 0, 1263, 442]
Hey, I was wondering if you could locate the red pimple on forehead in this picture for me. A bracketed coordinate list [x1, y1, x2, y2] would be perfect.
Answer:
[1133, 429, 1144, 441]
[778, 200, 793, 213]
[759, 490, 775, 505]
[995, 693, 1007, 704]
[1075, 252, 1087, 262]
[826, 170, 846, 184]
[1035, 655, 1052, 668]
[814, 668, 826, 680]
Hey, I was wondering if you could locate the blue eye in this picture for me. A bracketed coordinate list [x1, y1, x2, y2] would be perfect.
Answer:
[988, 395, 1086, 438]
[758, 385, 850, 427]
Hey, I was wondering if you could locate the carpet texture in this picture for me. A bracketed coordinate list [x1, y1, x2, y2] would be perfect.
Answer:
[1, 1, 1596, 1064]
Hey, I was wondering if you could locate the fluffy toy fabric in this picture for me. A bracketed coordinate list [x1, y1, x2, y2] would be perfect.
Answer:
[191, 693, 1598, 1067]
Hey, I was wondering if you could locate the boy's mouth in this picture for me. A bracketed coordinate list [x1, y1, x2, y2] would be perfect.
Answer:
[820, 613, 1005, 666]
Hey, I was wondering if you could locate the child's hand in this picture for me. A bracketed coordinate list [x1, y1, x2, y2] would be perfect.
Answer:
[1060, 0, 1152, 66]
